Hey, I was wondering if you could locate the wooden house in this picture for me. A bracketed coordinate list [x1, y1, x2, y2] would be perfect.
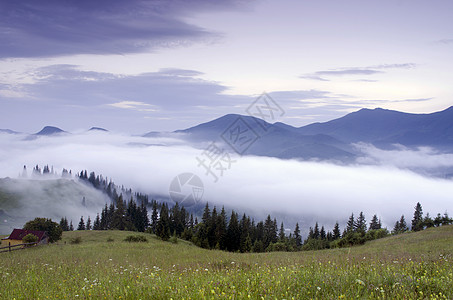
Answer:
[1, 229, 49, 247]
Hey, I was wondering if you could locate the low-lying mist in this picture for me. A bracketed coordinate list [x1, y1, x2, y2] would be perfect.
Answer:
[1, 131, 452, 233]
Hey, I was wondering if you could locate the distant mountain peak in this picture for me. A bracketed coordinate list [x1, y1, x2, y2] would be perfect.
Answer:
[89, 127, 108, 132]
[0, 129, 20, 135]
[35, 126, 66, 136]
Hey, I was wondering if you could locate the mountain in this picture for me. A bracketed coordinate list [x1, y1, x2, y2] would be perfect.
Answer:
[174, 114, 356, 161]
[298, 106, 453, 148]
[35, 126, 66, 136]
[0, 129, 20, 134]
[89, 127, 108, 132]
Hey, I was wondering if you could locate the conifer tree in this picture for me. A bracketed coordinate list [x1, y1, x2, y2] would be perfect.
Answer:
[313, 222, 320, 239]
[346, 213, 356, 233]
[412, 202, 423, 231]
[226, 211, 240, 252]
[216, 207, 227, 250]
[356, 212, 367, 234]
[369, 214, 381, 230]
[293, 223, 302, 247]
[77, 216, 85, 230]
[156, 203, 170, 240]
[320, 226, 326, 240]
[93, 213, 101, 230]
[151, 200, 158, 234]
[86, 216, 92, 230]
[278, 222, 286, 242]
[332, 222, 341, 240]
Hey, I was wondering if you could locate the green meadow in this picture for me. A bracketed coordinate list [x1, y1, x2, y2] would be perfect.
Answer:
[1, 226, 453, 299]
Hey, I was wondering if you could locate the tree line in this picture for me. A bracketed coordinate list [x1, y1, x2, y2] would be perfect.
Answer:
[61, 194, 453, 253]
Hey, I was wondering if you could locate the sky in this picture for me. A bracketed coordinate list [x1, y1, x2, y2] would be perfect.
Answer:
[1, 0, 453, 133]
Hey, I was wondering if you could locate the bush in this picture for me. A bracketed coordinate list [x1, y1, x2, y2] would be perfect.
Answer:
[107, 237, 114, 242]
[124, 235, 148, 242]
[22, 233, 38, 245]
[365, 229, 389, 241]
[70, 237, 82, 244]
[169, 235, 178, 244]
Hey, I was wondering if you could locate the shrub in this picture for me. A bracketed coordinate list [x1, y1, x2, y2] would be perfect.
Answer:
[107, 237, 114, 242]
[70, 237, 82, 244]
[124, 235, 148, 242]
[22, 233, 38, 245]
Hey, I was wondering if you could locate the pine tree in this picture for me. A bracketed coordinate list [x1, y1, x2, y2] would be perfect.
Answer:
[278, 222, 286, 242]
[441, 212, 452, 225]
[156, 203, 170, 240]
[226, 211, 240, 252]
[393, 215, 408, 234]
[320, 226, 326, 240]
[356, 212, 367, 234]
[77, 216, 85, 230]
[423, 213, 434, 228]
[369, 214, 381, 230]
[313, 222, 320, 239]
[59, 217, 69, 231]
[86, 216, 92, 230]
[93, 213, 101, 230]
[434, 213, 443, 227]
[69, 220, 74, 231]
[111, 194, 133, 230]
[412, 202, 423, 231]
[400, 215, 408, 232]
[346, 213, 356, 233]
[216, 207, 227, 250]
[202, 202, 211, 224]
[263, 215, 277, 248]
[293, 223, 302, 247]
[332, 222, 341, 240]
[151, 200, 158, 234]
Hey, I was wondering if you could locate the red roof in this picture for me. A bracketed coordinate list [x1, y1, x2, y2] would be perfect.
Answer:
[4, 229, 48, 241]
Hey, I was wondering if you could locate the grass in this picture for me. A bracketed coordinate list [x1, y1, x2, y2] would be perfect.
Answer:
[1, 226, 453, 299]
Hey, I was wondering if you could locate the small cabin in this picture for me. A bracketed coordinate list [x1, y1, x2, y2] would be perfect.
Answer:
[1, 229, 49, 247]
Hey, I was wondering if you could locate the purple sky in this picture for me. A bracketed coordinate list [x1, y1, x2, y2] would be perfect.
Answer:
[1, 0, 453, 133]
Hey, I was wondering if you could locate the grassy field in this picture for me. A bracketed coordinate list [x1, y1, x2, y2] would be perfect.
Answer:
[1, 226, 453, 299]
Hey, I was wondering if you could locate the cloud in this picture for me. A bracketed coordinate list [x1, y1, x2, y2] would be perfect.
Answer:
[371, 63, 417, 69]
[436, 39, 453, 45]
[0, 132, 452, 235]
[315, 69, 383, 76]
[2, 65, 352, 132]
[107, 101, 158, 112]
[355, 143, 453, 172]
[0, 0, 252, 58]
[301, 63, 417, 81]
[0, 64, 252, 132]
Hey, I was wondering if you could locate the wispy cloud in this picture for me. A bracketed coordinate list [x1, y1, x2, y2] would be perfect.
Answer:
[301, 63, 417, 81]
[107, 101, 157, 112]
[436, 39, 453, 45]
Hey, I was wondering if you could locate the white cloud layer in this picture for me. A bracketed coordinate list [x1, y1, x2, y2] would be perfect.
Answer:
[1, 131, 453, 233]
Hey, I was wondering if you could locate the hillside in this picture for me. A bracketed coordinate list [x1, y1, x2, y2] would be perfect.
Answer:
[1, 226, 452, 298]
[0, 178, 109, 234]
